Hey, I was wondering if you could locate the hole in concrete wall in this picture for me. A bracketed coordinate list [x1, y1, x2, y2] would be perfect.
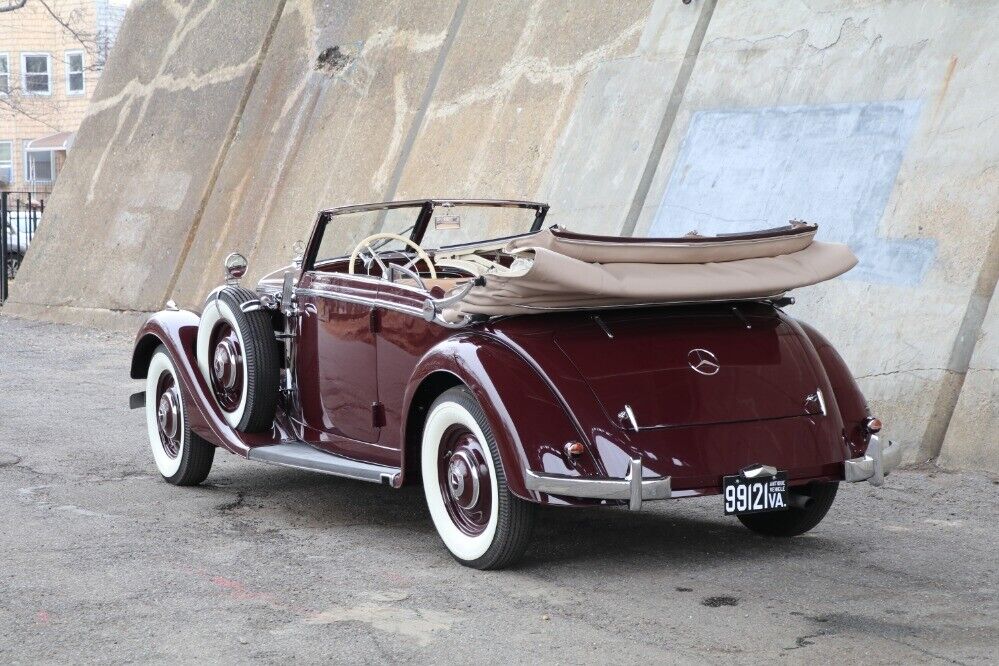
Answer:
[315, 46, 352, 77]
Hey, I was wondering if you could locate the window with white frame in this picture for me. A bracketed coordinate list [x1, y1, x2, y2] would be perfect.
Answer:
[0, 142, 12, 184]
[23, 142, 54, 182]
[66, 51, 85, 94]
[22, 53, 51, 95]
[0, 55, 9, 94]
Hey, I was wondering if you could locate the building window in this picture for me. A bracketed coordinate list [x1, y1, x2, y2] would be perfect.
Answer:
[0, 142, 12, 184]
[0, 55, 9, 94]
[23, 143, 54, 182]
[66, 51, 85, 94]
[22, 54, 51, 95]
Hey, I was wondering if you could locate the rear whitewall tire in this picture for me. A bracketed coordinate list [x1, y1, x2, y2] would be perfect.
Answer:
[421, 387, 535, 569]
[423, 401, 500, 562]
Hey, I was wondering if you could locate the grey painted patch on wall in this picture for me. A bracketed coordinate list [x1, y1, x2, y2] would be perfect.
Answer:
[651, 101, 934, 285]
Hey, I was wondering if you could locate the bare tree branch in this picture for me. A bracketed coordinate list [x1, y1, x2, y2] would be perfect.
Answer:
[0, 0, 116, 125]
[37, 0, 99, 58]
[0, 0, 28, 13]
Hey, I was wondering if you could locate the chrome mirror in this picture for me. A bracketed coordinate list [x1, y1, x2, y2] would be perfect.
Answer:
[224, 252, 248, 285]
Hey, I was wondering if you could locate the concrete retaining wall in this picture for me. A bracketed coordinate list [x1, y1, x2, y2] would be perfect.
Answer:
[7, 0, 998, 470]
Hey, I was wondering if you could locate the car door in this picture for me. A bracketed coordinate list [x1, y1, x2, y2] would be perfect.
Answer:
[295, 270, 382, 450]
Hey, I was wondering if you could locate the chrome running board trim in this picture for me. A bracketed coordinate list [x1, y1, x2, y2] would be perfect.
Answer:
[247, 441, 402, 487]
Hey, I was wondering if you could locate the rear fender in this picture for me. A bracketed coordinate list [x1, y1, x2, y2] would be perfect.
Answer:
[131, 310, 286, 455]
[400, 333, 605, 503]
[793, 319, 872, 457]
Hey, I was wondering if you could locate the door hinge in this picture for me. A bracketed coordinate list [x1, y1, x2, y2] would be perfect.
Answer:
[371, 401, 386, 429]
[369, 307, 381, 333]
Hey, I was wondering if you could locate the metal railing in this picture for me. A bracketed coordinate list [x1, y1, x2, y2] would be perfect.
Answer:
[2, 191, 47, 304]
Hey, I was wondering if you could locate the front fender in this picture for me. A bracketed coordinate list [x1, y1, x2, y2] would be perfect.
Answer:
[401, 333, 606, 503]
[131, 310, 284, 456]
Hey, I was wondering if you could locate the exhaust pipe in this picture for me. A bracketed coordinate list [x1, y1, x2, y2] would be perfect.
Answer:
[787, 492, 814, 510]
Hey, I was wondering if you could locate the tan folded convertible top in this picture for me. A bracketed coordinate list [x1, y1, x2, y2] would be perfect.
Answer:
[441, 224, 858, 321]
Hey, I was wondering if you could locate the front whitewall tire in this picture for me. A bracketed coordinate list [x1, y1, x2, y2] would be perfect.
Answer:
[146, 351, 184, 478]
[144, 346, 215, 486]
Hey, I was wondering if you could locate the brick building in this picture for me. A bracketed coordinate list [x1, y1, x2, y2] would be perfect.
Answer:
[0, 0, 127, 194]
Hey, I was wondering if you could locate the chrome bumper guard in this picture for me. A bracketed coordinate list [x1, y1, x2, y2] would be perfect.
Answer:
[524, 458, 671, 511]
[843, 434, 902, 487]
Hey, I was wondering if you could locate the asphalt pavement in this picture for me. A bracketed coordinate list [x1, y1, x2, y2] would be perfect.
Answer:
[0, 314, 996, 664]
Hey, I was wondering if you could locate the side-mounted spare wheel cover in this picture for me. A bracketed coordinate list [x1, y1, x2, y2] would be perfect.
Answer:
[196, 287, 281, 433]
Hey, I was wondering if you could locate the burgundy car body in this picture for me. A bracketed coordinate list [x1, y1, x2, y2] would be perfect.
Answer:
[131, 199, 891, 509]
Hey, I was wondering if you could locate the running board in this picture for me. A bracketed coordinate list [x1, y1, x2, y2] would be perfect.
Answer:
[246, 441, 402, 488]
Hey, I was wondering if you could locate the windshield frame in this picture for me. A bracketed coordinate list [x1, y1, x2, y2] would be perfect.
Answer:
[303, 199, 549, 271]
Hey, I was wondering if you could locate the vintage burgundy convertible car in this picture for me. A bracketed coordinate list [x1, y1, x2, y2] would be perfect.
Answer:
[130, 199, 900, 569]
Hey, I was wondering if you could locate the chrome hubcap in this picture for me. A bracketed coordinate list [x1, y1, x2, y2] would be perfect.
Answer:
[438, 426, 492, 536]
[213, 339, 239, 389]
[157, 390, 179, 440]
[155, 372, 182, 459]
[447, 450, 480, 510]
[208, 322, 244, 412]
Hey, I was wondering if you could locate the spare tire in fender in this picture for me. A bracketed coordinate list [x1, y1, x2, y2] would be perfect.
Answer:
[196, 286, 281, 432]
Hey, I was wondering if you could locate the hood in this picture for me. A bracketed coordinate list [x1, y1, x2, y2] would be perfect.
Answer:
[548, 304, 825, 430]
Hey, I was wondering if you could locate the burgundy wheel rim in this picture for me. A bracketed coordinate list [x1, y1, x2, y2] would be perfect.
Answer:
[438, 425, 493, 536]
[208, 321, 244, 412]
[155, 372, 182, 459]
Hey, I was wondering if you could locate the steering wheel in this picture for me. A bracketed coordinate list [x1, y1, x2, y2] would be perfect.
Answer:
[348, 232, 437, 281]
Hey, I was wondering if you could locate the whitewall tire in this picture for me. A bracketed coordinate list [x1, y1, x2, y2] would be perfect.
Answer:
[145, 346, 215, 485]
[421, 387, 535, 569]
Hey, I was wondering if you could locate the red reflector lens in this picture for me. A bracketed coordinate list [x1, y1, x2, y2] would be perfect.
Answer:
[865, 417, 882, 433]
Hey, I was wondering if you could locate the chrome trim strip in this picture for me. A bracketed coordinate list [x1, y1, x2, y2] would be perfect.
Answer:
[319, 198, 548, 217]
[592, 314, 614, 338]
[623, 404, 639, 432]
[333, 268, 432, 296]
[816, 388, 827, 416]
[295, 287, 426, 319]
[524, 458, 671, 511]
[247, 441, 401, 486]
[507, 293, 786, 312]
[547, 231, 812, 251]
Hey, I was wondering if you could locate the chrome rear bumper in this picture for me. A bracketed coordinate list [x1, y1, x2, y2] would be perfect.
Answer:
[843, 434, 901, 486]
[525, 437, 900, 510]
[524, 458, 671, 511]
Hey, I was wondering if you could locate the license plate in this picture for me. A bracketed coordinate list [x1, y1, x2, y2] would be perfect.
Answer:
[723, 472, 788, 515]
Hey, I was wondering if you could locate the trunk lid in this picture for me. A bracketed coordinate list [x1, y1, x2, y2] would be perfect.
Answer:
[554, 304, 823, 430]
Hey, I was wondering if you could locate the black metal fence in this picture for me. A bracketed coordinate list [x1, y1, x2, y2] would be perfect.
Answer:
[1, 191, 47, 304]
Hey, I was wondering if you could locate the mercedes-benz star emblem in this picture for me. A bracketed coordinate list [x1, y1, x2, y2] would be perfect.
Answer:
[687, 348, 720, 376]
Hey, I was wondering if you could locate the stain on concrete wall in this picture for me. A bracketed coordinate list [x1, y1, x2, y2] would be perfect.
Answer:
[650, 101, 934, 285]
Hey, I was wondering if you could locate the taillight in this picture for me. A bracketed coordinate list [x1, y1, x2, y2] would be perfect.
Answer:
[864, 416, 882, 434]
